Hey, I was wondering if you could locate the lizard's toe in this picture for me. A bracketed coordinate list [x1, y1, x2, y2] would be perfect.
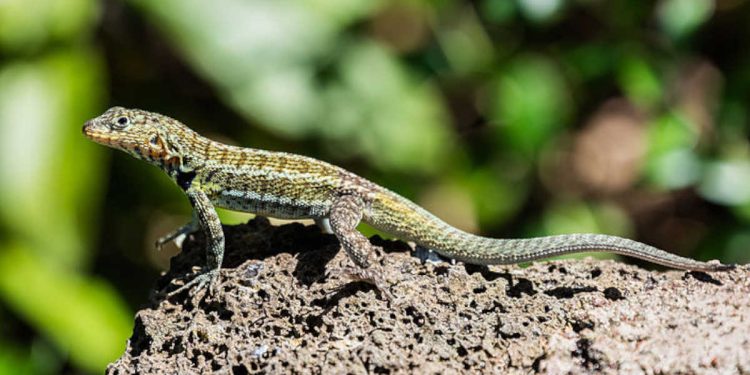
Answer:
[162, 268, 220, 298]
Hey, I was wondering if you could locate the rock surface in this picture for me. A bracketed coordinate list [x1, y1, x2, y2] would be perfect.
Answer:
[107, 218, 750, 374]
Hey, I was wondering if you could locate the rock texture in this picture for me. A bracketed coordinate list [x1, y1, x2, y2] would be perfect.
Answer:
[107, 218, 750, 374]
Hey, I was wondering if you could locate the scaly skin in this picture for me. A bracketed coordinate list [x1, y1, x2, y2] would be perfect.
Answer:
[83, 107, 735, 295]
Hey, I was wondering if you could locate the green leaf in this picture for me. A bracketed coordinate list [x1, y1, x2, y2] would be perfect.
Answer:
[698, 159, 750, 206]
[491, 55, 571, 156]
[130, 0, 381, 137]
[0, 0, 99, 53]
[0, 48, 130, 374]
[0, 49, 106, 267]
[0, 343, 34, 375]
[644, 112, 701, 188]
[658, 0, 714, 40]
[0, 245, 132, 373]
[321, 42, 451, 172]
[437, 9, 494, 74]
[463, 167, 528, 227]
[617, 55, 663, 110]
[131, 0, 448, 173]
[517, 0, 565, 23]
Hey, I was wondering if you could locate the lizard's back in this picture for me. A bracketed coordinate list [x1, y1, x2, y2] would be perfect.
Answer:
[198, 144, 375, 219]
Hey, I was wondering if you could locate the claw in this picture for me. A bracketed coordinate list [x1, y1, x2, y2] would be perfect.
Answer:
[156, 220, 199, 252]
[162, 268, 220, 298]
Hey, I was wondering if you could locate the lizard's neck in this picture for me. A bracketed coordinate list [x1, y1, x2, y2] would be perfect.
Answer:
[159, 131, 214, 176]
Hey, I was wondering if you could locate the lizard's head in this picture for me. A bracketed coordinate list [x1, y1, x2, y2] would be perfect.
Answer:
[83, 107, 197, 169]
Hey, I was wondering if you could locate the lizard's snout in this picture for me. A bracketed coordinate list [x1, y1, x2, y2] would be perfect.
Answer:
[82, 120, 93, 135]
[82, 119, 112, 145]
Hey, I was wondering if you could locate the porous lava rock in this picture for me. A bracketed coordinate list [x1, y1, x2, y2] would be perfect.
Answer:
[107, 217, 750, 374]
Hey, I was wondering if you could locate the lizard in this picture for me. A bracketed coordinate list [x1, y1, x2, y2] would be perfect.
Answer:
[83, 107, 735, 296]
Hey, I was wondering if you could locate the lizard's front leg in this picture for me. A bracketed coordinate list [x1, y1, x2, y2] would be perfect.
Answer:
[155, 211, 199, 250]
[329, 194, 391, 297]
[164, 188, 225, 297]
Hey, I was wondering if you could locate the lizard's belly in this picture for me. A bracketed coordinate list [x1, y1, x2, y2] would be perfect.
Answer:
[213, 189, 331, 219]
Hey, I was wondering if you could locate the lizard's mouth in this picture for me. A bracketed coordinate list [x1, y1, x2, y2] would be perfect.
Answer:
[82, 120, 116, 146]
[82, 120, 94, 135]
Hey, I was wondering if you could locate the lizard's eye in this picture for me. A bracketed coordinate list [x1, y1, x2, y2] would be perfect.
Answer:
[113, 116, 130, 129]
[149, 134, 159, 146]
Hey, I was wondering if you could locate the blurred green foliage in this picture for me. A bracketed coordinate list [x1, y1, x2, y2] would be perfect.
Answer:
[492, 54, 571, 156]
[1, 0, 749, 373]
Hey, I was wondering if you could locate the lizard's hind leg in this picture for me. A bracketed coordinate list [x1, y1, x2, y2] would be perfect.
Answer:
[328, 194, 392, 299]
[330, 195, 373, 268]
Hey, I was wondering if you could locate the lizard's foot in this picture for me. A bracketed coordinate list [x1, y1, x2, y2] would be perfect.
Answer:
[154, 233, 188, 252]
[161, 268, 220, 299]
[329, 266, 395, 301]
[155, 220, 199, 251]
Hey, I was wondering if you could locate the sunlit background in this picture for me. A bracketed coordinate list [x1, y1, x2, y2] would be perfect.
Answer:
[1, 0, 749, 373]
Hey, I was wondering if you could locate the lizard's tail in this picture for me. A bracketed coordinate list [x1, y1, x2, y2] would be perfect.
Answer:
[365, 190, 734, 272]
